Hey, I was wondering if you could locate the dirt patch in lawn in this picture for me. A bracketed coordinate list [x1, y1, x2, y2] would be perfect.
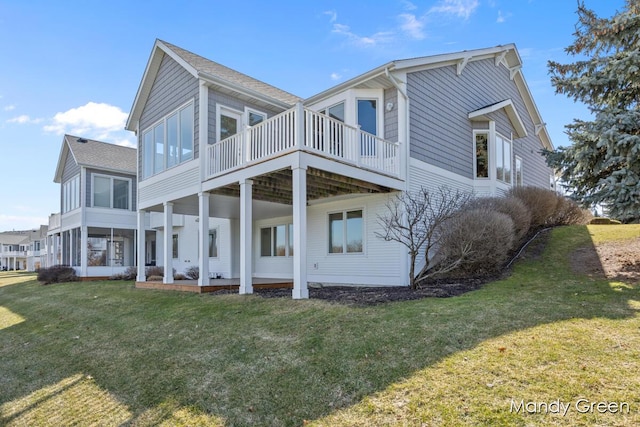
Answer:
[570, 237, 640, 283]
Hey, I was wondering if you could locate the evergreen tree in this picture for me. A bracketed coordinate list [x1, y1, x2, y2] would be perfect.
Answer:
[545, 0, 640, 222]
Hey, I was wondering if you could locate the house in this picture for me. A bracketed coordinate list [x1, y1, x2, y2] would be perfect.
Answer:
[0, 227, 47, 271]
[125, 39, 554, 298]
[46, 135, 140, 278]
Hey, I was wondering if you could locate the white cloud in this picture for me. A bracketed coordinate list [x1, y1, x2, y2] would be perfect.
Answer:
[497, 10, 511, 23]
[4, 104, 15, 111]
[332, 23, 394, 47]
[323, 10, 337, 23]
[44, 102, 128, 136]
[429, 0, 479, 20]
[401, 0, 418, 10]
[330, 72, 342, 81]
[7, 115, 41, 124]
[399, 13, 426, 40]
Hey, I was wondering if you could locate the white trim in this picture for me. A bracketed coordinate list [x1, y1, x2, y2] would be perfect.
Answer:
[473, 130, 490, 180]
[515, 156, 523, 186]
[216, 104, 244, 142]
[468, 99, 527, 138]
[244, 106, 267, 126]
[208, 227, 219, 259]
[327, 207, 365, 256]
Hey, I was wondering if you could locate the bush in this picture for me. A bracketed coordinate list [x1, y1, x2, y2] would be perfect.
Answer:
[37, 265, 78, 285]
[174, 273, 187, 280]
[507, 186, 560, 229]
[436, 208, 515, 277]
[185, 266, 199, 280]
[147, 275, 163, 282]
[550, 196, 589, 226]
[145, 266, 164, 277]
[590, 217, 622, 225]
[109, 266, 137, 281]
[469, 196, 531, 242]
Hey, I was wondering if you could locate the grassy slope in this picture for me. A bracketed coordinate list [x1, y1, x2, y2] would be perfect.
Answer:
[0, 225, 638, 426]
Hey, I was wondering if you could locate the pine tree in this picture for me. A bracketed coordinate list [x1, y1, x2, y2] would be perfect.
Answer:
[545, 0, 640, 222]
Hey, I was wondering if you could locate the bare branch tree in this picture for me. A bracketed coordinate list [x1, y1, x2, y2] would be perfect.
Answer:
[376, 186, 471, 289]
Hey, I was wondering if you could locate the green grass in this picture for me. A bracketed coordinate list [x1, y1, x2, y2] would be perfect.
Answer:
[1, 225, 639, 426]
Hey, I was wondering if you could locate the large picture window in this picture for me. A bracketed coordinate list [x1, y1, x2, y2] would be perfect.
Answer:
[62, 175, 80, 213]
[329, 209, 363, 254]
[142, 101, 194, 178]
[92, 175, 131, 210]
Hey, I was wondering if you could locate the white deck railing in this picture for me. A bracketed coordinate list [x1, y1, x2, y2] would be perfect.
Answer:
[206, 105, 400, 179]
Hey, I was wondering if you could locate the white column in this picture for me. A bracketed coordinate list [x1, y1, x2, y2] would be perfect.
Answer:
[239, 179, 253, 294]
[80, 226, 88, 277]
[292, 166, 309, 299]
[198, 192, 210, 286]
[163, 202, 174, 284]
[137, 209, 146, 282]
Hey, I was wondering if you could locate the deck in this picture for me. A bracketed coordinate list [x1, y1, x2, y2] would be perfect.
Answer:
[135, 277, 293, 294]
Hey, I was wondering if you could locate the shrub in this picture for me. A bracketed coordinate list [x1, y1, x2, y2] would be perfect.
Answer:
[37, 265, 78, 285]
[147, 275, 163, 282]
[110, 266, 137, 281]
[550, 196, 589, 226]
[507, 186, 559, 229]
[435, 208, 515, 277]
[174, 273, 187, 280]
[145, 266, 164, 277]
[469, 196, 532, 242]
[590, 217, 622, 225]
[185, 266, 199, 280]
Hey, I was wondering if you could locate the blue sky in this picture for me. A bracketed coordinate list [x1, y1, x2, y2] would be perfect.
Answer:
[0, 0, 625, 231]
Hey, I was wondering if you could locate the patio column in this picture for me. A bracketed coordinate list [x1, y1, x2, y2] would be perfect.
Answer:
[136, 209, 146, 282]
[198, 192, 210, 286]
[292, 166, 309, 299]
[80, 226, 88, 277]
[239, 179, 253, 294]
[163, 202, 174, 284]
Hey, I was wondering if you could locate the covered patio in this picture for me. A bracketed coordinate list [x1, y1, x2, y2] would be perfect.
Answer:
[135, 277, 293, 294]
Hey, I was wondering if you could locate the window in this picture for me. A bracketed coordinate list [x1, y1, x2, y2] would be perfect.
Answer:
[218, 106, 242, 141]
[474, 133, 489, 178]
[172, 234, 179, 259]
[62, 175, 80, 213]
[496, 134, 512, 183]
[515, 156, 523, 186]
[260, 224, 293, 257]
[329, 209, 363, 254]
[326, 102, 345, 122]
[142, 101, 194, 178]
[92, 175, 130, 210]
[208, 229, 218, 258]
[358, 99, 377, 156]
[246, 108, 266, 127]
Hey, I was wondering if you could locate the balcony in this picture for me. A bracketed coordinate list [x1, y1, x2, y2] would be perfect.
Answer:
[49, 213, 61, 231]
[206, 105, 401, 181]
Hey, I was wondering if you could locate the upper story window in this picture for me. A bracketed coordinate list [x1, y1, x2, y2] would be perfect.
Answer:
[246, 108, 266, 127]
[62, 174, 80, 213]
[92, 174, 131, 210]
[142, 101, 194, 179]
[496, 134, 512, 184]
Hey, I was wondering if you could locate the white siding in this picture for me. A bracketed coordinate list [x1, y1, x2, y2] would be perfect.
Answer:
[138, 163, 200, 208]
[306, 194, 404, 286]
[253, 215, 294, 279]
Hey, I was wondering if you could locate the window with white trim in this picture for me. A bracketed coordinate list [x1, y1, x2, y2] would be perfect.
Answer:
[329, 209, 363, 254]
[92, 175, 131, 210]
[62, 175, 80, 213]
[496, 133, 512, 184]
[260, 224, 293, 257]
[246, 107, 266, 127]
[474, 132, 489, 179]
[209, 229, 218, 258]
[172, 234, 179, 259]
[515, 156, 523, 186]
[142, 101, 194, 178]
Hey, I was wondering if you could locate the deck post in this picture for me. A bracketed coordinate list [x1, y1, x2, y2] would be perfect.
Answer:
[295, 102, 305, 149]
[198, 192, 210, 286]
[239, 179, 253, 294]
[136, 209, 146, 282]
[292, 166, 309, 299]
[163, 202, 174, 284]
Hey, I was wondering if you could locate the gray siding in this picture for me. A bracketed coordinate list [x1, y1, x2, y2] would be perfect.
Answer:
[407, 58, 553, 187]
[207, 89, 282, 144]
[138, 54, 200, 175]
[86, 169, 138, 211]
[384, 87, 398, 142]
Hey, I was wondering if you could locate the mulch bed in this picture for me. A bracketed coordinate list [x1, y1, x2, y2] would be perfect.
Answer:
[210, 229, 552, 306]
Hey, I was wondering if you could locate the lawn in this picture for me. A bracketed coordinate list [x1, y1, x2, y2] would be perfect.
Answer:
[0, 225, 639, 426]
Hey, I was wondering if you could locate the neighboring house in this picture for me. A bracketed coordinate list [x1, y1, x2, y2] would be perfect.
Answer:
[0, 232, 28, 271]
[46, 135, 140, 278]
[26, 225, 48, 271]
[125, 39, 554, 298]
